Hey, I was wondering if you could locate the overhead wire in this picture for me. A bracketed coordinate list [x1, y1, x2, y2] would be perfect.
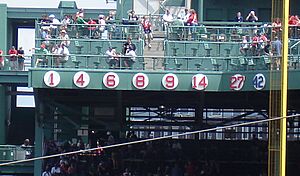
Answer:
[0, 113, 299, 167]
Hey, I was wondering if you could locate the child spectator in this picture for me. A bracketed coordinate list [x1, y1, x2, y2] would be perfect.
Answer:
[142, 15, 153, 48]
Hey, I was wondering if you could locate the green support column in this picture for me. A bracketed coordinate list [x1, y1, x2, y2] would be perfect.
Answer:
[116, 0, 133, 20]
[0, 4, 7, 53]
[34, 97, 44, 176]
[0, 85, 6, 144]
[198, 0, 204, 23]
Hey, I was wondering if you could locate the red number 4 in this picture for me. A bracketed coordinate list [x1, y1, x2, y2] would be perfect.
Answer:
[76, 74, 85, 86]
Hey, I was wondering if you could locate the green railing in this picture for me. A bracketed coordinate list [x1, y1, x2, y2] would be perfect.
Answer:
[36, 22, 143, 40]
[29, 54, 300, 71]
[0, 145, 34, 161]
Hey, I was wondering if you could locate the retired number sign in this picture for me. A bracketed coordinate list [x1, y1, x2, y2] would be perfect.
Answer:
[103, 72, 120, 89]
[162, 73, 179, 90]
[230, 74, 246, 91]
[253, 73, 266, 90]
[132, 73, 149, 89]
[43, 71, 60, 87]
[192, 74, 208, 90]
[42, 71, 268, 91]
[73, 71, 90, 88]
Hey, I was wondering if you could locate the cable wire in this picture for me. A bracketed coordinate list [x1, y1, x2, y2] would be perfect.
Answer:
[0, 113, 299, 167]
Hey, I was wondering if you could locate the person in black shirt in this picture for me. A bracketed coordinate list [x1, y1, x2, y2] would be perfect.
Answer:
[235, 12, 243, 22]
[17, 47, 25, 70]
[123, 37, 136, 55]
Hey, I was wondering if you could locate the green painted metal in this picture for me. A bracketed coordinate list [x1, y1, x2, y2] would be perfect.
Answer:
[34, 100, 43, 176]
[116, 0, 133, 20]
[0, 71, 28, 84]
[28, 68, 297, 92]
[0, 4, 7, 54]
[0, 86, 6, 144]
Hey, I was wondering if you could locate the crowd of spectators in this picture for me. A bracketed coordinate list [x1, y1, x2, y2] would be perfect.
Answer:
[40, 131, 266, 176]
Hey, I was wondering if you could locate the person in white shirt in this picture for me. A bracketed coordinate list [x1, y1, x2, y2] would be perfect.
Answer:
[162, 9, 173, 30]
[49, 14, 61, 36]
[124, 45, 136, 68]
[105, 47, 120, 68]
[55, 44, 69, 67]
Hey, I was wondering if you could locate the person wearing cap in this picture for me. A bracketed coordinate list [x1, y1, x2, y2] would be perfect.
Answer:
[58, 29, 70, 47]
[49, 14, 61, 37]
[97, 15, 106, 39]
[35, 43, 49, 67]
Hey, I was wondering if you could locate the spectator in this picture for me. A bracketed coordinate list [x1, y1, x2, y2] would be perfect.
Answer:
[123, 37, 136, 55]
[35, 43, 49, 67]
[76, 8, 84, 19]
[105, 46, 120, 68]
[58, 29, 70, 47]
[21, 138, 30, 147]
[272, 18, 282, 37]
[106, 10, 116, 39]
[97, 15, 106, 39]
[56, 43, 69, 67]
[51, 163, 61, 176]
[17, 47, 25, 71]
[246, 10, 258, 22]
[250, 34, 259, 56]
[272, 36, 282, 70]
[8, 46, 18, 70]
[141, 15, 153, 48]
[42, 165, 52, 176]
[41, 28, 51, 46]
[48, 14, 61, 36]
[61, 15, 71, 31]
[0, 50, 4, 70]
[87, 18, 97, 38]
[186, 9, 198, 40]
[240, 36, 249, 55]
[128, 10, 138, 21]
[235, 11, 244, 22]
[76, 15, 88, 38]
[124, 45, 137, 68]
[186, 9, 198, 26]
[163, 9, 174, 30]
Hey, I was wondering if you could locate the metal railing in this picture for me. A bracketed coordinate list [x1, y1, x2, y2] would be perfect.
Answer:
[29, 53, 300, 72]
[36, 22, 143, 40]
[0, 145, 34, 161]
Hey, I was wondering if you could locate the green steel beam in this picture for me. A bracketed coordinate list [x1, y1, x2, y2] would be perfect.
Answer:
[0, 85, 6, 144]
[34, 95, 43, 176]
[0, 4, 7, 53]
[27, 68, 290, 91]
[0, 71, 28, 84]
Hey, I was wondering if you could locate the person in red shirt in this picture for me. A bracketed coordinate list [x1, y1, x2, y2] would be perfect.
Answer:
[8, 46, 18, 70]
[141, 15, 153, 48]
[187, 9, 198, 40]
[87, 18, 97, 38]
[251, 34, 259, 56]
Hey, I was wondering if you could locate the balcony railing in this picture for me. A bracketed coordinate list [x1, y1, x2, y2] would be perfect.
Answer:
[0, 145, 34, 161]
